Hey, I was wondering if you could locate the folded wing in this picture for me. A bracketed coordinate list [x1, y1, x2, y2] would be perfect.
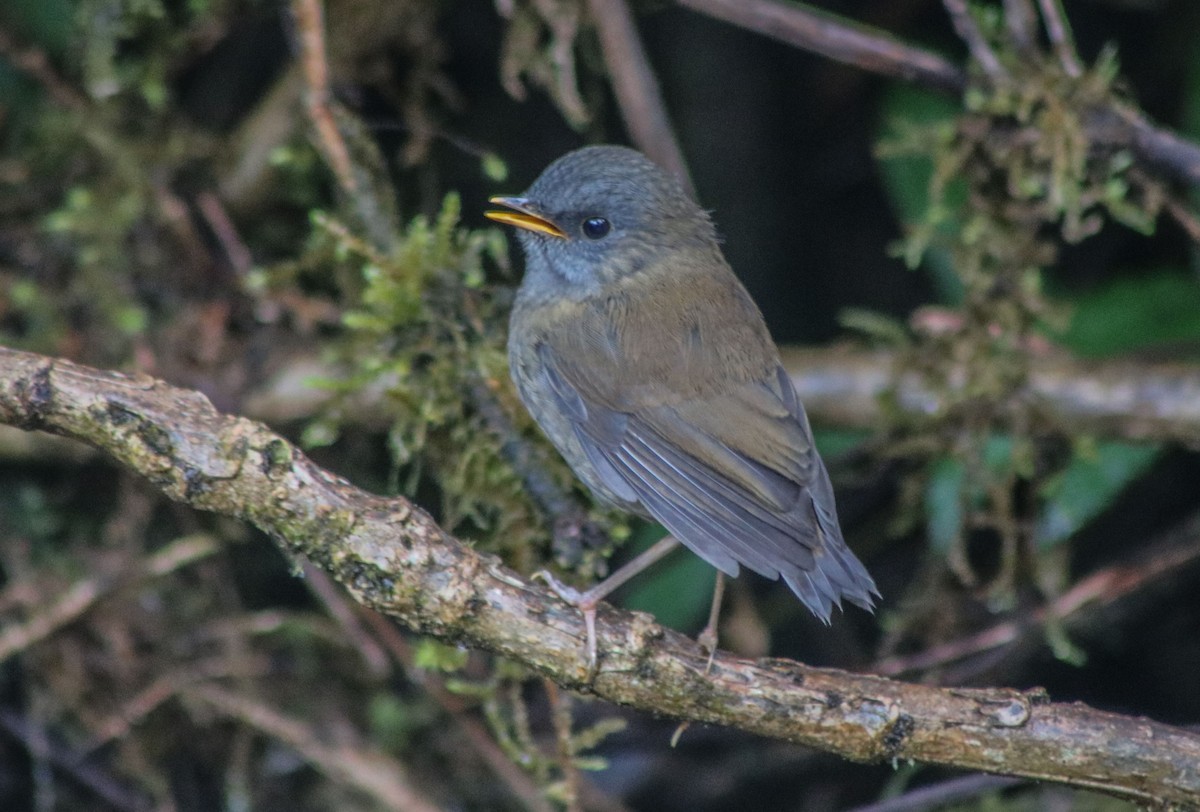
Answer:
[537, 343, 877, 619]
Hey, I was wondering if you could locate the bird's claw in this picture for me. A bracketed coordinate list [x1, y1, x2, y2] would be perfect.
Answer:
[532, 570, 600, 678]
[696, 626, 719, 675]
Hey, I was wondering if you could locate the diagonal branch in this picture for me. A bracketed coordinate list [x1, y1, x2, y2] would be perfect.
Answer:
[1036, 0, 1083, 78]
[1, 346, 1199, 806]
[941, 0, 1004, 78]
[587, 0, 695, 196]
[673, 0, 1200, 191]
[675, 0, 965, 92]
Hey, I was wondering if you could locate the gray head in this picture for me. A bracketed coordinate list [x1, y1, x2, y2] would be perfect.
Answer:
[486, 146, 718, 299]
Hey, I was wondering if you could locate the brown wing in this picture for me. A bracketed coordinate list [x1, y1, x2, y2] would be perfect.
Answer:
[536, 336, 877, 619]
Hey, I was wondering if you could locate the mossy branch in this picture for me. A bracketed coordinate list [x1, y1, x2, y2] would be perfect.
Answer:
[1, 346, 1198, 807]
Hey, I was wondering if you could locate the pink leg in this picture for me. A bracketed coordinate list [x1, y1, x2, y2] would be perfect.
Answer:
[534, 535, 682, 673]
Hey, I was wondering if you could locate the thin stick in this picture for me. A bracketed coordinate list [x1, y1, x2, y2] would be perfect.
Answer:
[0, 534, 220, 661]
[874, 519, 1200, 677]
[1036, 0, 1083, 77]
[545, 680, 582, 812]
[586, 0, 696, 196]
[844, 773, 1024, 812]
[291, 0, 357, 194]
[676, 0, 966, 93]
[1002, 0, 1039, 55]
[941, 0, 1004, 78]
[358, 611, 561, 812]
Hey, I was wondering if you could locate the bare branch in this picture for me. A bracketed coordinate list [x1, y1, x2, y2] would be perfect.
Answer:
[780, 346, 1200, 446]
[291, 0, 357, 194]
[586, 0, 695, 196]
[1036, 0, 1083, 78]
[874, 515, 1200, 678]
[845, 773, 1024, 812]
[941, 0, 1004, 78]
[675, 0, 966, 93]
[188, 683, 446, 812]
[0, 534, 220, 661]
[674, 0, 1200, 192]
[2, 346, 1200, 806]
[1001, 0, 1039, 55]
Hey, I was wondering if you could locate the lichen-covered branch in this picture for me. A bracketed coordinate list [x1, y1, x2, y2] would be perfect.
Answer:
[1, 346, 1198, 806]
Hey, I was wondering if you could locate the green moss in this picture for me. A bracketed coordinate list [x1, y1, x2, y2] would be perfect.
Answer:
[285, 194, 584, 574]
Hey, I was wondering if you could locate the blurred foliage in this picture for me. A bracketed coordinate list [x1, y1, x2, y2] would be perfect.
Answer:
[496, 0, 601, 130]
[873, 14, 1172, 603]
[284, 194, 575, 572]
[1056, 268, 1200, 357]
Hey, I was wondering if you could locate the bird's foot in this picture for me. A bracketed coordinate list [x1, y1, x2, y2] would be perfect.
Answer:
[695, 571, 726, 675]
[696, 624, 719, 676]
[532, 570, 600, 678]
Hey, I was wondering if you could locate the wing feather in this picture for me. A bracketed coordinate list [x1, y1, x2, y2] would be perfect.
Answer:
[533, 335, 877, 617]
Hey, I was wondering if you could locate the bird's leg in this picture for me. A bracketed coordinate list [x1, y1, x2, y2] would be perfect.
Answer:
[696, 571, 726, 674]
[534, 535, 682, 674]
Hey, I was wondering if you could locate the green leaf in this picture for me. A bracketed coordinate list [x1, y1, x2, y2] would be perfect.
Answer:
[924, 456, 965, 553]
[1056, 270, 1200, 357]
[481, 152, 509, 182]
[413, 639, 470, 672]
[1036, 441, 1160, 548]
[875, 83, 966, 304]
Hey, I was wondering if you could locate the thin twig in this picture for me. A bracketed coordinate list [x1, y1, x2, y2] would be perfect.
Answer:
[1001, 0, 1039, 55]
[301, 561, 391, 678]
[0, 709, 151, 812]
[88, 656, 272, 752]
[189, 683, 447, 812]
[0, 27, 87, 110]
[0, 534, 220, 661]
[941, 0, 1004, 78]
[290, 0, 357, 194]
[1163, 193, 1200, 245]
[546, 679, 583, 812]
[195, 191, 255, 276]
[874, 516, 1200, 677]
[676, 0, 1200, 190]
[356, 609, 563, 812]
[586, 0, 695, 196]
[845, 773, 1025, 812]
[675, 0, 966, 93]
[1036, 0, 1083, 78]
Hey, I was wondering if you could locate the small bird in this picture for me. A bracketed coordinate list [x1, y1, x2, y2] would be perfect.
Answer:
[487, 146, 877, 669]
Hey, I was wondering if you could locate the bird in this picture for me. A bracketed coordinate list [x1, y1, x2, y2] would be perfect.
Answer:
[486, 145, 877, 670]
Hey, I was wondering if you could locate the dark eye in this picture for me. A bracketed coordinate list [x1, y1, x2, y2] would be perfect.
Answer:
[581, 217, 611, 239]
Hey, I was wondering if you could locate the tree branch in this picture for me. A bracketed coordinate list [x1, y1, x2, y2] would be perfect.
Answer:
[224, 347, 1200, 447]
[586, 0, 695, 196]
[781, 346, 1200, 445]
[1, 346, 1199, 806]
[674, 0, 1200, 191]
[674, 0, 966, 93]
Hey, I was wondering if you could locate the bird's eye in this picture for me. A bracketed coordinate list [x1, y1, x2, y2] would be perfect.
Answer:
[581, 217, 611, 239]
